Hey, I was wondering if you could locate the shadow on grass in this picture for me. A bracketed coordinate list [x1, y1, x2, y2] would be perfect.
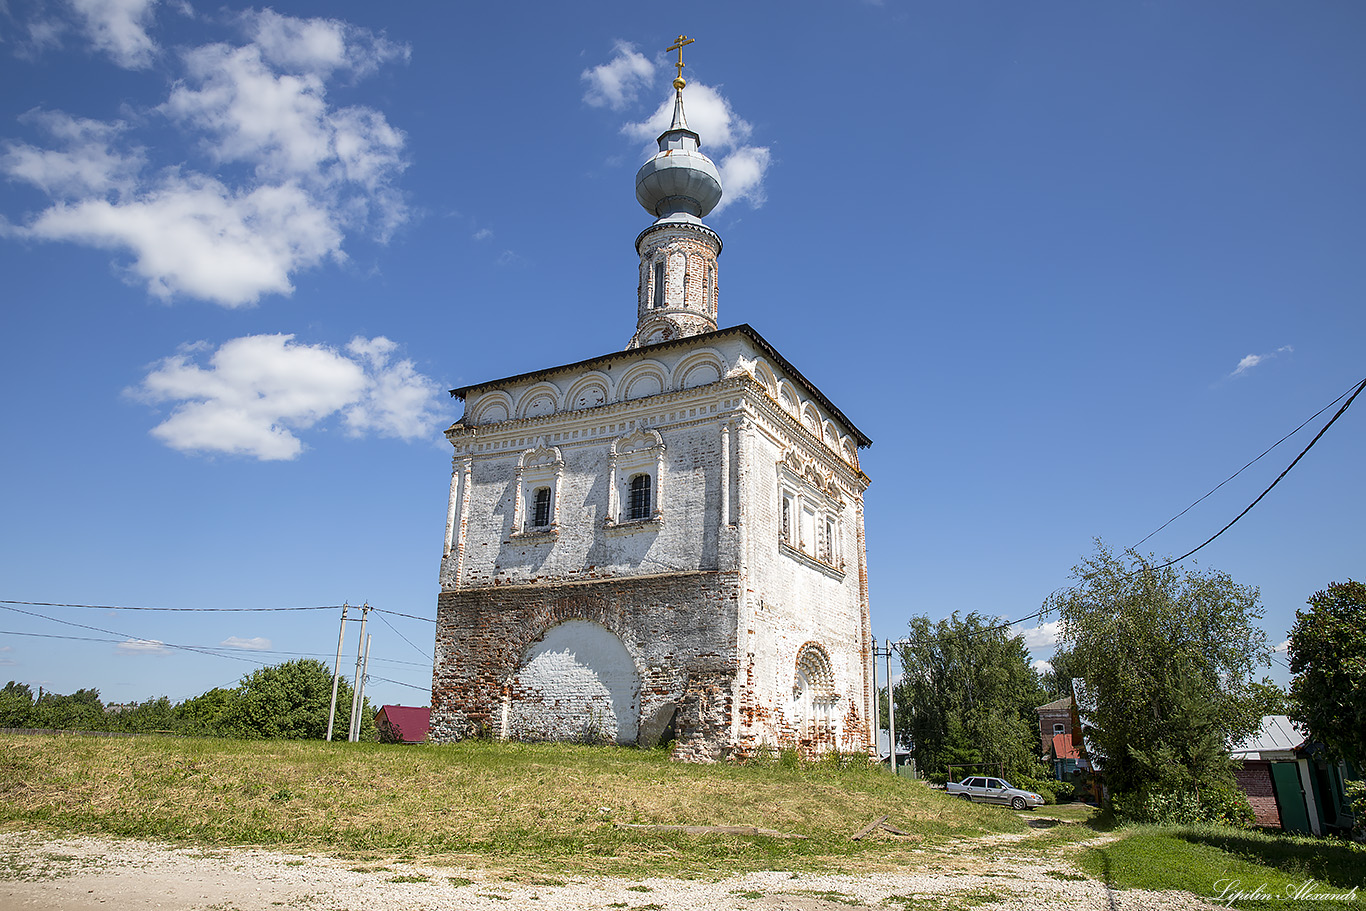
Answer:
[1175, 829, 1366, 892]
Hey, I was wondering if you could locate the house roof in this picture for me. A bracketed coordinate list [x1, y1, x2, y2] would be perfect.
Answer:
[448, 323, 873, 448]
[1035, 696, 1073, 713]
[1052, 732, 1079, 760]
[1231, 714, 1304, 758]
[375, 705, 431, 743]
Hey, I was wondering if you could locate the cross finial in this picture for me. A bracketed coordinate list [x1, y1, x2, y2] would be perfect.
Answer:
[667, 35, 694, 90]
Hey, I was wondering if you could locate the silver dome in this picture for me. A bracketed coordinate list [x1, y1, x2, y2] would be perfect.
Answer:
[635, 149, 723, 218]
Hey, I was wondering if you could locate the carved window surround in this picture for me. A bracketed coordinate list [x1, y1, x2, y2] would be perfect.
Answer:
[779, 540, 845, 580]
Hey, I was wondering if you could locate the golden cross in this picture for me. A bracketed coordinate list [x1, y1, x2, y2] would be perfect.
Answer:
[667, 35, 694, 87]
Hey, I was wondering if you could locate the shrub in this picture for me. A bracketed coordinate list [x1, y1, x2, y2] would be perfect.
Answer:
[1115, 783, 1255, 828]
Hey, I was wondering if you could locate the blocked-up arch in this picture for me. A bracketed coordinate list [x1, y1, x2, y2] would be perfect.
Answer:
[503, 620, 641, 745]
[516, 383, 561, 420]
[751, 359, 778, 398]
[673, 348, 725, 390]
[777, 381, 800, 415]
[565, 371, 613, 410]
[470, 390, 513, 425]
[618, 360, 668, 401]
[801, 401, 822, 435]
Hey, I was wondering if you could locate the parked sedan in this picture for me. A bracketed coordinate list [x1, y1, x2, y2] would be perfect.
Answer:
[945, 776, 1045, 810]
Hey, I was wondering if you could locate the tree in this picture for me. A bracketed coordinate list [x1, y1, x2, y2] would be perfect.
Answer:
[0, 681, 35, 728]
[219, 659, 374, 741]
[1048, 542, 1270, 807]
[893, 612, 1047, 783]
[1289, 580, 1366, 764]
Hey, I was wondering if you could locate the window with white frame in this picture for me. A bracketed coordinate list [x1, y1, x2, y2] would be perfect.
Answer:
[776, 453, 845, 570]
[514, 444, 563, 535]
[652, 260, 664, 308]
[608, 427, 664, 526]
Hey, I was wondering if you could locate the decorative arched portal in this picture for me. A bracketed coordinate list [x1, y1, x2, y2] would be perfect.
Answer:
[503, 620, 641, 745]
[792, 642, 839, 750]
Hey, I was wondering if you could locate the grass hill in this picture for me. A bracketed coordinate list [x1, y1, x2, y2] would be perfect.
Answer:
[0, 735, 1019, 876]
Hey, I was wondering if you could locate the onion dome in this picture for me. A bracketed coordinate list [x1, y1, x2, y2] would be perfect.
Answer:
[634, 85, 723, 220]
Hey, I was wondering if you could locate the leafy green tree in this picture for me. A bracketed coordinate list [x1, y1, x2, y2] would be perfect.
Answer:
[1048, 542, 1270, 808]
[1289, 580, 1366, 764]
[894, 612, 1046, 783]
[30, 687, 105, 730]
[219, 659, 374, 740]
[175, 687, 240, 735]
[0, 681, 35, 727]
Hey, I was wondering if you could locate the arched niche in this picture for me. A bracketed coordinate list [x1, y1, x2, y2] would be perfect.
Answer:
[673, 348, 725, 391]
[471, 390, 513, 425]
[565, 371, 613, 411]
[517, 382, 561, 420]
[504, 620, 641, 745]
[619, 360, 668, 401]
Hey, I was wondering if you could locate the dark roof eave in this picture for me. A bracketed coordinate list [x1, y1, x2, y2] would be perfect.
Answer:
[448, 323, 872, 448]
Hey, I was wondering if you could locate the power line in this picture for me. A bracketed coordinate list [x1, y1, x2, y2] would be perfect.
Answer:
[0, 603, 429, 669]
[1147, 374, 1366, 572]
[1133, 379, 1361, 550]
[375, 610, 431, 663]
[371, 607, 435, 623]
[0, 599, 341, 613]
[367, 673, 430, 692]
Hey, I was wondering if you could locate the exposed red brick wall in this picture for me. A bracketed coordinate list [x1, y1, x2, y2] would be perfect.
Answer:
[1234, 761, 1282, 828]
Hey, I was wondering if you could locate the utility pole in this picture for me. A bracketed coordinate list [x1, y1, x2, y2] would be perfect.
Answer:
[353, 633, 373, 742]
[871, 635, 880, 767]
[886, 640, 897, 775]
[325, 602, 349, 742]
[347, 602, 370, 742]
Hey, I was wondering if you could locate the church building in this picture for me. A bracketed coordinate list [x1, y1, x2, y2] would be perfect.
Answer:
[430, 42, 874, 761]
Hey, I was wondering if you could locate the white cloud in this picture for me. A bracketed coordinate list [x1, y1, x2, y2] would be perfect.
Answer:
[472, 227, 492, 241]
[582, 41, 654, 111]
[1231, 345, 1293, 378]
[244, 8, 408, 78]
[1031, 658, 1053, 675]
[68, 0, 159, 69]
[1272, 638, 1290, 653]
[117, 637, 169, 654]
[27, 175, 343, 306]
[132, 333, 444, 460]
[617, 79, 771, 213]
[0, 109, 145, 197]
[1, 9, 409, 307]
[1014, 620, 1061, 650]
[221, 636, 271, 650]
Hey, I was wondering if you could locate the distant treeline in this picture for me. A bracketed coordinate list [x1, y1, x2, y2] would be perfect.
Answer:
[0, 659, 377, 741]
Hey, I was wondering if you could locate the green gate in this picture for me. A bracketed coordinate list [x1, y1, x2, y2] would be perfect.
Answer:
[1270, 762, 1310, 834]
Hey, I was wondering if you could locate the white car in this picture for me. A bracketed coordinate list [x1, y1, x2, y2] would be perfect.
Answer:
[945, 776, 1044, 810]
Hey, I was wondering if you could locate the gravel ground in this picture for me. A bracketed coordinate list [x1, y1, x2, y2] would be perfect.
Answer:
[0, 828, 1224, 911]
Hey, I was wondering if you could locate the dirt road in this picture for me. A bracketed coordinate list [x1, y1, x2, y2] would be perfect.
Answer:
[0, 828, 1219, 910]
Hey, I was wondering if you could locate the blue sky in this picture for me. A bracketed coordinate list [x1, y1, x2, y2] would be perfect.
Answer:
[1, 1, 1362, 709]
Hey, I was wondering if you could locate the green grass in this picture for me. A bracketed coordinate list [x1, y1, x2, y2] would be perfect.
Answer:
[1080, 824, 1366, 909]
[0, 734, 1019, 876]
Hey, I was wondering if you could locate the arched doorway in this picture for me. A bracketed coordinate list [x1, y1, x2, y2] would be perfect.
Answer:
[504, 620, 641, 744]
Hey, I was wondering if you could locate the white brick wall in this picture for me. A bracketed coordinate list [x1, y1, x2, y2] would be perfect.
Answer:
[435, 328, 873, 758]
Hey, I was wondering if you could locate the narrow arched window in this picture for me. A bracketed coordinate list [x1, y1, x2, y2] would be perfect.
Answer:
[653, 260, 664, 308]
[531, 486, 551, 528]
[628, 473, 652, 520]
